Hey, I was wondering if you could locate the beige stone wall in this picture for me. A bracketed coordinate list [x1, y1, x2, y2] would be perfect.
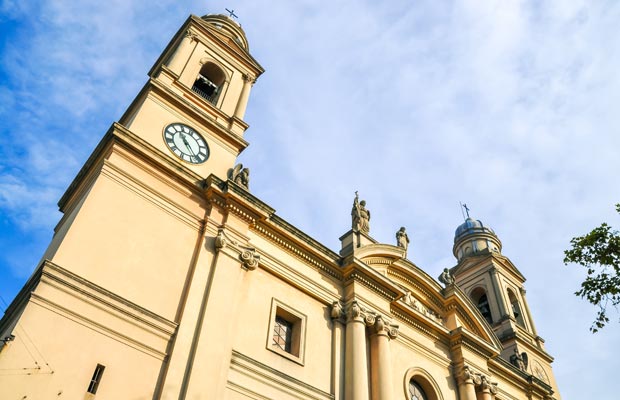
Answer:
[0, 264, 173, 400]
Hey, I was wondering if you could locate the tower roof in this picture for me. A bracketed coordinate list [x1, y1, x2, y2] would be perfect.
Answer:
[453, 217, 502, 261]
[201, 14, 249, 50]
[454, 217, 496, 242]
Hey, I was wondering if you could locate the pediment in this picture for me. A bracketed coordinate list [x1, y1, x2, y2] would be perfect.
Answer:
[194, 16, 264, 73]
[386, 260, 502, 351]
[452, 252, 525, 283]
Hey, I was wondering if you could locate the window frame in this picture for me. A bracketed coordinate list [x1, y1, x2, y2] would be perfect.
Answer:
[86, 363, 106, 395]
[266, 298, 307, 365]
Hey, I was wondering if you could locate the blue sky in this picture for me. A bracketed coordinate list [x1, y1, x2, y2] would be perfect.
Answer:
[1, 1, 619, 398]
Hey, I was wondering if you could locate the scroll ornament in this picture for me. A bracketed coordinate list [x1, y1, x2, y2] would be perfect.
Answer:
[214, 228, 260, 270]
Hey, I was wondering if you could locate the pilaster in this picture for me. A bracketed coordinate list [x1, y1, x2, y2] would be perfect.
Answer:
[344, 301, 370, 400]
[368, 315, 398, 400]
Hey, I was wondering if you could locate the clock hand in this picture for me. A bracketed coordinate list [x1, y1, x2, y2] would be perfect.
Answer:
[180, 133, 197, 157]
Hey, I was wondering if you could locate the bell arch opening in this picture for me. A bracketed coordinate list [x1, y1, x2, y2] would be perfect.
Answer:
[192, 61, 227, 105]
[470, 287, 493, 325]
[507, 289, 525, 327]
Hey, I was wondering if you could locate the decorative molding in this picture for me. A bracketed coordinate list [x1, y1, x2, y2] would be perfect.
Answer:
[387, 269, 445, 311]
[214, 228, 259, 270]
[401, 291, 444, 325]
[344, 271, 397, 301]
[252, 224, 341, 280]
[391, 307, 442, 341]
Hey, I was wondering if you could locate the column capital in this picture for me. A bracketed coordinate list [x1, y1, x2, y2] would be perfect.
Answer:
[242, 74, 256, 84]
[370, 315, 399, 339]
[478, 375, 498, 395]
[458, 365, 481, 385]
[345, 301, 366, 324]
[331, 301, 344, 320]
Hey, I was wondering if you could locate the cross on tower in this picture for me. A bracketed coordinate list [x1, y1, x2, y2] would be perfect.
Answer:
[225, 8, 238, 19]
[462, 203, 470, 218]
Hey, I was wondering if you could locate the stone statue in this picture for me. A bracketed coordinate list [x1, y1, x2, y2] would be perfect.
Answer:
[396, 227, 410, 251]
[230, 163, 250, 189]
[510, 347, 528, 372]
[351, 191, 370, 233]
[438, 268, 455, 286]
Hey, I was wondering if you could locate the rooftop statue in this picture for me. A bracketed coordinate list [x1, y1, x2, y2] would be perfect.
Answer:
[230, 163, 250, 190]
[351, 191, 370, 233]
[510, 347, 529, 372]
[438, 268, 455, 287]
[396, 227, 410, 254]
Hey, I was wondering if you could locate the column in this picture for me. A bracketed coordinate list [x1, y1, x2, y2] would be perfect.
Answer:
[167, 30, 197, 76]
[344, 301, 370, 400]
[233, 74, 254, 119]
[477, 375, 497, 400]
[457, 366, 479, 400]
[331, 302, 345, 400]
[489, 268, 508, 318]
[369, 316, 398, 400]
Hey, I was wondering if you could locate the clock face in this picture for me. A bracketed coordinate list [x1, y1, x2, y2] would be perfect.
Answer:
[163, 123, 209, 164]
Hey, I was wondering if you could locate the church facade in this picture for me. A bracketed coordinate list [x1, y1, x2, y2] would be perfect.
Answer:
[0, 14, 560, 400]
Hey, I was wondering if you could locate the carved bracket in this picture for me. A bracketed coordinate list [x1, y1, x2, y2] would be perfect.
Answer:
[214, 228, 260, 271]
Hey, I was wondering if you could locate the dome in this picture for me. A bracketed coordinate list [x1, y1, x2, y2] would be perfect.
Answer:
[453, 217, 502, 261]
[454, 218, 495, 242]
[201, 14, 249, 50]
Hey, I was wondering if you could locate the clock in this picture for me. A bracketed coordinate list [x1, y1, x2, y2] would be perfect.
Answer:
[163, 123, 209, 164]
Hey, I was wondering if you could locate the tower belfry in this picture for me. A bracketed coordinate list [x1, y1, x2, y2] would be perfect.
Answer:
[120, 13, 264, 180]
[451, 217, 559, 391]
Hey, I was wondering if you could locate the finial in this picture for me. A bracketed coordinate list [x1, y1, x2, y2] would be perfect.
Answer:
[459, 202, 470, 220]
[225, 8, 238, 19]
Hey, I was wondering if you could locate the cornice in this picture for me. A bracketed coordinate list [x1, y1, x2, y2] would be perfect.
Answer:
[387, 265, 445, 311]
[488, 357, 555, 399]
[450, 326, 501, 359]
[390, 304, 446, 342]
[341, 259, 406, 302]
[203, 175, 342, 281]
[452, 252, 526, 283]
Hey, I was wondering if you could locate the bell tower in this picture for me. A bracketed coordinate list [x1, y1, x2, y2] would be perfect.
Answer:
[0, 14, 264, 400]
[450, 217, 560, 394]
[119, 14, 264, 180]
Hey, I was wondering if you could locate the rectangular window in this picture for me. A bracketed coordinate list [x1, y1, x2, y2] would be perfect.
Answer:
[273, 316, 293, 352]
[87, 364, 105, 394]
[267, 299, 306, 364]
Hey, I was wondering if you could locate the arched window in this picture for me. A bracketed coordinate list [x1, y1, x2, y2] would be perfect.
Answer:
[409, 380, 428, 400]
[507, 289, 525, 327]
[192, 62, 226, 105]
[470, 287, 493, 325]
[403, 368, 443, 400]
